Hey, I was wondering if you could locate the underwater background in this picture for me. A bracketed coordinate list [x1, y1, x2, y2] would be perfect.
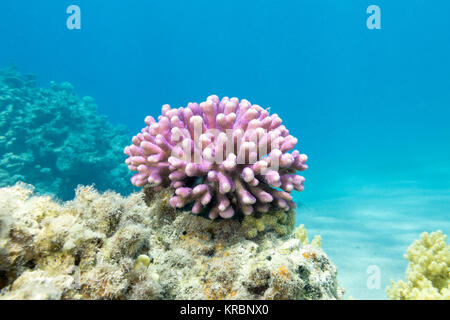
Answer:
[1, 0, 449, 299]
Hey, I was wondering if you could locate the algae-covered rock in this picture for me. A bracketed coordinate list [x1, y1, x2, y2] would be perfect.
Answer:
[0, 183, 344, 300]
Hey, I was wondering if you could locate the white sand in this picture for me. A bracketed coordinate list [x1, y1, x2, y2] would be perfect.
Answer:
[295, 182, 450, 299]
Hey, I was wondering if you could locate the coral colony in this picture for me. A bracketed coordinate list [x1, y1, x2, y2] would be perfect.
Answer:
[125, 95, 308, 219]
[387, 231, 450, 300]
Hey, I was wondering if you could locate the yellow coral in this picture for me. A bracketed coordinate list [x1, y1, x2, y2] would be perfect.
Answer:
[387, 230, 450, 300]
[241, 209, 295, 239]
[294, 224, 322, 248]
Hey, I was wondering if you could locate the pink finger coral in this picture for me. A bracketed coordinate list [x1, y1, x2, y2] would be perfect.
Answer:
[124, 95, 308, 219]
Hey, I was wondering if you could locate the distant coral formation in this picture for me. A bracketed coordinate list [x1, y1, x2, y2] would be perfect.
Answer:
[386, 230, 450, 300]
[0, 183, 343, 300]
[0, 67, 133, 200]
[125, 95, 308, 220]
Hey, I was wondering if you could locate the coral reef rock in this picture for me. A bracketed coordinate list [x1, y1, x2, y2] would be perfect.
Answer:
[387, 230, 450, 300]
[0, 66, 133, 200]
[0, 183, 343, 300]
[124, 95, 307, 219]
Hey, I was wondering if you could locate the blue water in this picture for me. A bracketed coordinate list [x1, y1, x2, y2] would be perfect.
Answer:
[1, 1, 449, 299]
